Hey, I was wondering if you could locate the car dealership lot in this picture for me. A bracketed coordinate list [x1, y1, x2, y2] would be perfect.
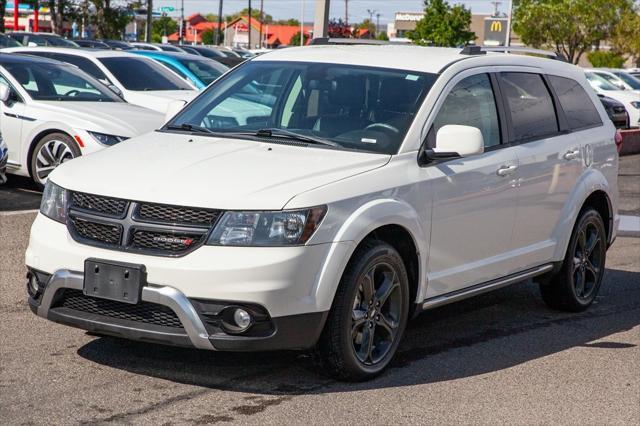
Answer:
[0, 156, 638, 424]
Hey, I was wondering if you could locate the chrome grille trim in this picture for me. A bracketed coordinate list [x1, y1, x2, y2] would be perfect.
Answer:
[67, 194, 221, 257]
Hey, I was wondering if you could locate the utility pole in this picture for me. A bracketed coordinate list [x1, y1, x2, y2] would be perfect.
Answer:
[259, 0, 264, 48]
[216, 0, 224, 46]
[301, 0, 305, 46]
[345, 0, 348, 25]
[367, 9, 376, 39]
[505, 0, 513, 46]
[376, 13, 380, 38]
[248, 0, 252, 49]
[145, 0, 153, 42]
[179, 0, 184, 44]
[313, 0, 330, 38]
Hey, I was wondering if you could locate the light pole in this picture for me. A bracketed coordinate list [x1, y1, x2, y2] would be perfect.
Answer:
[145, 0, 152, 42]
[179, 0, 184, 44]
[248, 0, 252, 49]
[376, 13, 380, 38]
[216, 0, 224, 46]
[367, 9, 376, 39]
[313, 0, 330, 38]
[505, 0, 513, 47]
[301, 0, 305, 46]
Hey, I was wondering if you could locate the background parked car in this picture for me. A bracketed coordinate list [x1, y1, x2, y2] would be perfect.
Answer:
[0, 33, 22, 48]
[586, 71, 640, 127]
[72, 39, 111, 49]
[95, 39, 134, 50]
[0, 131, 7, 184]
[599, 94, 629, 129]
[130, 51, 228, 89]
[0, 53, 164, 187]
[131, 42, 187, 53]
[6, 47, 198, 113]
[7, 32, 79, 48]
[179, 45, 244, 67]
[587, 68, 640, 93]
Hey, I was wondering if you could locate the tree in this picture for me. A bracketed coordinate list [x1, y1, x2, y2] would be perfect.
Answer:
[587, 50, 626, 68]
[151, 15, 177, 43]
[611, 7, 640, 67]
[357, 19, 376, 39]
[376, 31, 389, 41]
[275, 18, 300, 26]
[226, 8, 273, 24]
[513, 0, 635, 64]
[0, 0, 6, 33]
[289, 30, 309, 47]
[328, 19, 352, 38]
[90, 0, 131, 39]
[409, 0, 475, 47]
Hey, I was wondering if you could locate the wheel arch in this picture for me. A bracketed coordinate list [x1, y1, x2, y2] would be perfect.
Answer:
[26, 128, 78, 178]
[313, 199, 428, 315]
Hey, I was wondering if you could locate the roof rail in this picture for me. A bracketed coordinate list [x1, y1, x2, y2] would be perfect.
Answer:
[310, 38, 400, 46]
[462, 45, 567, 61]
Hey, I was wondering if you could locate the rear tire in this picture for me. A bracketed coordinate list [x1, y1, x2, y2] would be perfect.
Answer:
[313, 239, 410, 381]
[30, 133, 80, 190]
[539, 208, 606, 312]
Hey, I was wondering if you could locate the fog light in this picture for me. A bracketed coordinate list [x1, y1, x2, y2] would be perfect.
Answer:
[233, 308, 252, 330]
[27, 272, 40, 297]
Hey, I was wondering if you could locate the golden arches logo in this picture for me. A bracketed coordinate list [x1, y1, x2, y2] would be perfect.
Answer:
[490, 21, 502, 32]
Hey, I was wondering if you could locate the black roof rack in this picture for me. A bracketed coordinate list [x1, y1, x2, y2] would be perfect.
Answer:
[310, 38, 403, 46]
[460, 45, 567, 61]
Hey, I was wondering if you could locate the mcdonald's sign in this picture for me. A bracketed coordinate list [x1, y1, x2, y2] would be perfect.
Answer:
[483, 17, 508, 46]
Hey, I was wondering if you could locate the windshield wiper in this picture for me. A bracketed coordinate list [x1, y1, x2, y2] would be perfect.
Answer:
[255, 128, 339, 147]
[166, 123, 216, 134]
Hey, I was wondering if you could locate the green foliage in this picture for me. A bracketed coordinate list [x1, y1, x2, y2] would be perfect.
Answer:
[204, 13, 219, 22]
[89, 0, 131, 39]
[226, 8, 273, 24]
[200, 29, 224, 46]
[151, 16, 177, 43]
[611, 7, 640, 67]
[513, 0, 635, 64]
[289, 31, 310, 47]
[409, 0, 475, 47]
[276, 18, 300, 26]
[376, 31, 389, 41]
[587, 50, 626, 68]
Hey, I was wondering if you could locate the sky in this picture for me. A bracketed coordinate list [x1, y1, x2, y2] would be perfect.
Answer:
[154, 0, 498, 26]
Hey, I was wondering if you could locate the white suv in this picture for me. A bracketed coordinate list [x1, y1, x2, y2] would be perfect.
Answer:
[26, 44, 619, 381]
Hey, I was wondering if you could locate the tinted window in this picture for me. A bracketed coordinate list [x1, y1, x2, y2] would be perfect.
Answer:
[500, 73, 558, 142]
[612, 71, 640, 90]
[169, 61, 437, 154]
[585, 72, 618, 91]
[99, 57, 193, 91]
[43, 53, 109, 82]
[3, 62, 122, 102]
[179, 59, 227, 85]
[433, 73, 501, 147]
[548, 76, 602, 130]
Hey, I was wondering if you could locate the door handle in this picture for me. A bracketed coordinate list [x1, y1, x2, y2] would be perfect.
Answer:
[563, 149, 580, 161]
[497, 165, 518, 177]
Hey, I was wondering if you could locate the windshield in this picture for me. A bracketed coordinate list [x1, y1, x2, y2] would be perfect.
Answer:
[178, 58, 227, 85]
[99, 56, 193, 91]
[194, 47, 226, 58]
[586, 72, 619, 91]
[612, 71, 640, 90]
[167, 61, 437, 154]
[3, 61, 123, 102]
[44, 37, 79, 47]
[0, 35, 21, 47]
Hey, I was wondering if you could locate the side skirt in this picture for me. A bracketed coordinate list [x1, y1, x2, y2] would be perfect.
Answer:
[421, 264, 554, 311]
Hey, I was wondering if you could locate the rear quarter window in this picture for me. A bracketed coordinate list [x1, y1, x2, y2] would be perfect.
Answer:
[548, 75, 602, 130]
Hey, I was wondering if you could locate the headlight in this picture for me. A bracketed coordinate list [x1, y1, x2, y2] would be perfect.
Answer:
[40, 181, 68, 224]
[207, 206, 327, 246]
[630, 101, 640, 109]
[88, 131, 128, 146]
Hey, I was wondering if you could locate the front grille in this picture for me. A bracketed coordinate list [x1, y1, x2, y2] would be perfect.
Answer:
[71, 217, 122, 245]
[137, 203, 221, 226]
[58, 289, 183, 329]
[131, 230, 205, 253]
[67, 192, 220, 257]
[72, 192, 127, 217]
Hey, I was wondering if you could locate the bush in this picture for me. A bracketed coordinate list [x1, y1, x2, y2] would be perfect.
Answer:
[588, 50, 626, 68]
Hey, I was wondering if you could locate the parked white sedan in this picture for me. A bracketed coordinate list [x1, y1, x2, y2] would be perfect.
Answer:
[0, 53, 164, 187]
[5, 47, 198, 113]
[586, 71, 640, 127]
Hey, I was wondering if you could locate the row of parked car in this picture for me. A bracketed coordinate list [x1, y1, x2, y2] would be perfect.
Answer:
[0, 30, 259, 186]
[583, 68, 640, 129]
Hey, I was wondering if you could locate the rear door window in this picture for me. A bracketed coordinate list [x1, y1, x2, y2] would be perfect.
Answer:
[548, 75, 602, 131]
[500, 72, 558, 142]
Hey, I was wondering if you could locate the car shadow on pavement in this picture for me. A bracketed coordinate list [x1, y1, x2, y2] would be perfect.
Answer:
[0, 175, 42, 211]
[76, 268, 640, 395]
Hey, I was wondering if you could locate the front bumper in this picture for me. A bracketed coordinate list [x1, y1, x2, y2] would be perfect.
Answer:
[28, 269, 327, 351]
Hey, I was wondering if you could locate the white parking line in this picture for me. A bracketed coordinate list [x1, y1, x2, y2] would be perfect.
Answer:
[618, 215, 640, 237]
[0, 209, 38, 216]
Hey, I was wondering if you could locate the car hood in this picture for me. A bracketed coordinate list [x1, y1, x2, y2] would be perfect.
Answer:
[50, 131, 390, 210]
[124, 90, 198, 113]
[35, 102, 164, 136]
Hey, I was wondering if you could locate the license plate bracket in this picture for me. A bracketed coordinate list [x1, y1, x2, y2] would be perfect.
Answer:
[83, 258, 146, 304]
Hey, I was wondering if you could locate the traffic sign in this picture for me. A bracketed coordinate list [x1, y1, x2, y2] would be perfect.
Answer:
[159, 6, 175, 12]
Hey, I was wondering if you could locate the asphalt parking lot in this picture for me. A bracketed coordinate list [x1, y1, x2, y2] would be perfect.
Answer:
[1, 156, 639, 424]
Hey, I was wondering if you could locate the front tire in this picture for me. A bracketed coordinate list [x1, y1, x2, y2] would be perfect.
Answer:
[30, 133, 80, 190]
[540, 208, 607, 312]
[314, 240, 410, 381]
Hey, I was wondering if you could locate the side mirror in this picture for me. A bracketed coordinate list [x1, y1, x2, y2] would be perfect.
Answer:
[429, 125, 485, 160]
[164, 99, 187, 123]
[0, 83, 10, 103]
